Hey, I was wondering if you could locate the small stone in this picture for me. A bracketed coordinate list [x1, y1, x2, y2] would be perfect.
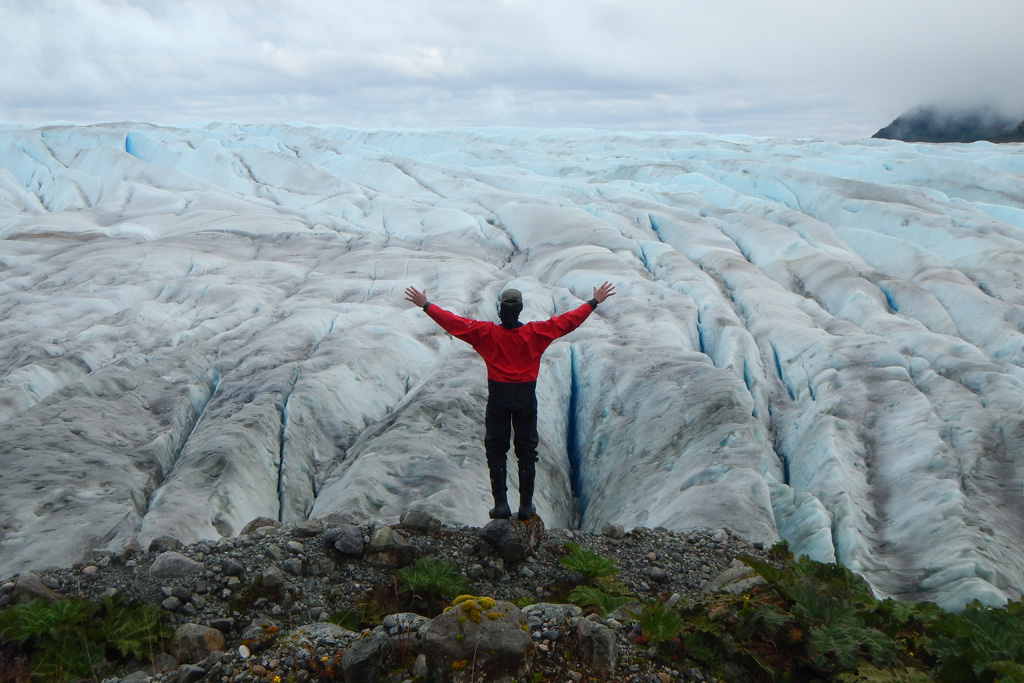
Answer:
[571, 617, 617, 675]
[225, 576, 241, 588]
[399, 509, 442, 535]
[412, 653, 429, 679]
[11, 573, 60, 604]
[649, 567, 669, 583]
[294, 520, 323, 537]
[364, 524, 417, 567]
[658, 672, 672, 683]
[283, 558, 303, 576]
[147, 535, 182, 553]
[176, 664, 206, 683]
[220, 558, 245, 576]
[325, 524, 365, 558]
[150, 551, 203, 579]
[171, 585, 193, 602]
[342, 630, 393, 683]
[262, 566, 286, 589]
[647, 551, 658, 561]
[240, 616, 282, 652]
[241, 517, 281, 535]
[161, 596, 183, 611]
[251, 665, 268, 677]
[120, 538, 144, 559]
[211, 617, 235, 632]
[172, 623, 226, 663]
[601, 523, 626, 540]
[288, 622, 356, 645]
[383, 612, 431, 636]
[82, 565, 98, 576]
[286, 540, 304, 553]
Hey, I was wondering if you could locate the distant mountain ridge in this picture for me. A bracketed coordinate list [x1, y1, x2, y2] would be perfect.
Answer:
[874, 105, 1024, 143]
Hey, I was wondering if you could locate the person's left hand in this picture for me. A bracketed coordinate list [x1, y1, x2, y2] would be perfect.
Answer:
[405, 286, 428, 307]
[593, 282, 616, 303]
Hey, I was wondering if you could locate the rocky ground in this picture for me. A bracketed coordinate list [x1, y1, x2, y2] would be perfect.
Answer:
[0, 511, 777, 682]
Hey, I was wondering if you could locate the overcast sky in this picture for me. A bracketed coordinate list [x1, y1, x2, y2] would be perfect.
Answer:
[3, 0, 1024, 140]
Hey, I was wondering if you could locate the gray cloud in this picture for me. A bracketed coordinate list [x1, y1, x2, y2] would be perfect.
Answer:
[3, 0, 1023, 138]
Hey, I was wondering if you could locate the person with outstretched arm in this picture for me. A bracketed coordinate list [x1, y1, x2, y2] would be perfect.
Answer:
[404, 282, 615, 521]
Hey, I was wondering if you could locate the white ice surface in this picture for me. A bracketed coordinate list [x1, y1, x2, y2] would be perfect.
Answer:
[2, 124, 1024, 610]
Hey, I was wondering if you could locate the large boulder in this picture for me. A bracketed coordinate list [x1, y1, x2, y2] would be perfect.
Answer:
[364, 524, 416, 568]
[423, 596, 534, 683]
[341, 630, 392, 683]
[569, 617, 617, 675]
[399, 509, 443, 535]
[701, 558, 766, 596]
[171, 623, 225, 663]
[476, 516, 545, 563]
[10, 572, 60, 604]
[325, 524, 365, 558]
[149, 551, 203, 579]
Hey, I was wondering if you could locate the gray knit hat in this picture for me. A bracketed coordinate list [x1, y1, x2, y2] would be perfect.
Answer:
[500, 289, 523, 305]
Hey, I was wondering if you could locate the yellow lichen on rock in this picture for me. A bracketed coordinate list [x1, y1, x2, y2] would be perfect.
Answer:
[452, 595, 500, 624]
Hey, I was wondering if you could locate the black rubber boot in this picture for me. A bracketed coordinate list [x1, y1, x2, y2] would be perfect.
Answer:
[517, 459, 536, 520]
[488, 462, 511, 519]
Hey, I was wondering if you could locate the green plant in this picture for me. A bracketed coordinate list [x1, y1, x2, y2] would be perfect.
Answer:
[354, 583, 402, 627]
[567, 585, 632, 617]
[558, 542, 619, 580]
[0, 596, 169, 682]
[326, 608, 360, 631]
[836, 662, 933, 682]
[632, 599, 684, 644]
[395, 557, 471, 598]
[921, 599, 1024, 682]
[100, 595, 167, 662]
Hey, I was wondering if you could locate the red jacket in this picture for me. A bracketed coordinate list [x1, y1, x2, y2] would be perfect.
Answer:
[425, 302, 595, 382]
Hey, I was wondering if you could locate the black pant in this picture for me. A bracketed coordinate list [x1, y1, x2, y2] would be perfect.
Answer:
[483, 382, 540, 466]
[484, 380, 539, 479]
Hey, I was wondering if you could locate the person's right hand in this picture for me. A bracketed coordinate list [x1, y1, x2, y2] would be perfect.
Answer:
[405, 286, 428, 307]
[593, 282, 616, 303]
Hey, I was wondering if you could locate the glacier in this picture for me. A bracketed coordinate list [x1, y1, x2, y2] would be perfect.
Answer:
[2, 123, 1024, 611]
